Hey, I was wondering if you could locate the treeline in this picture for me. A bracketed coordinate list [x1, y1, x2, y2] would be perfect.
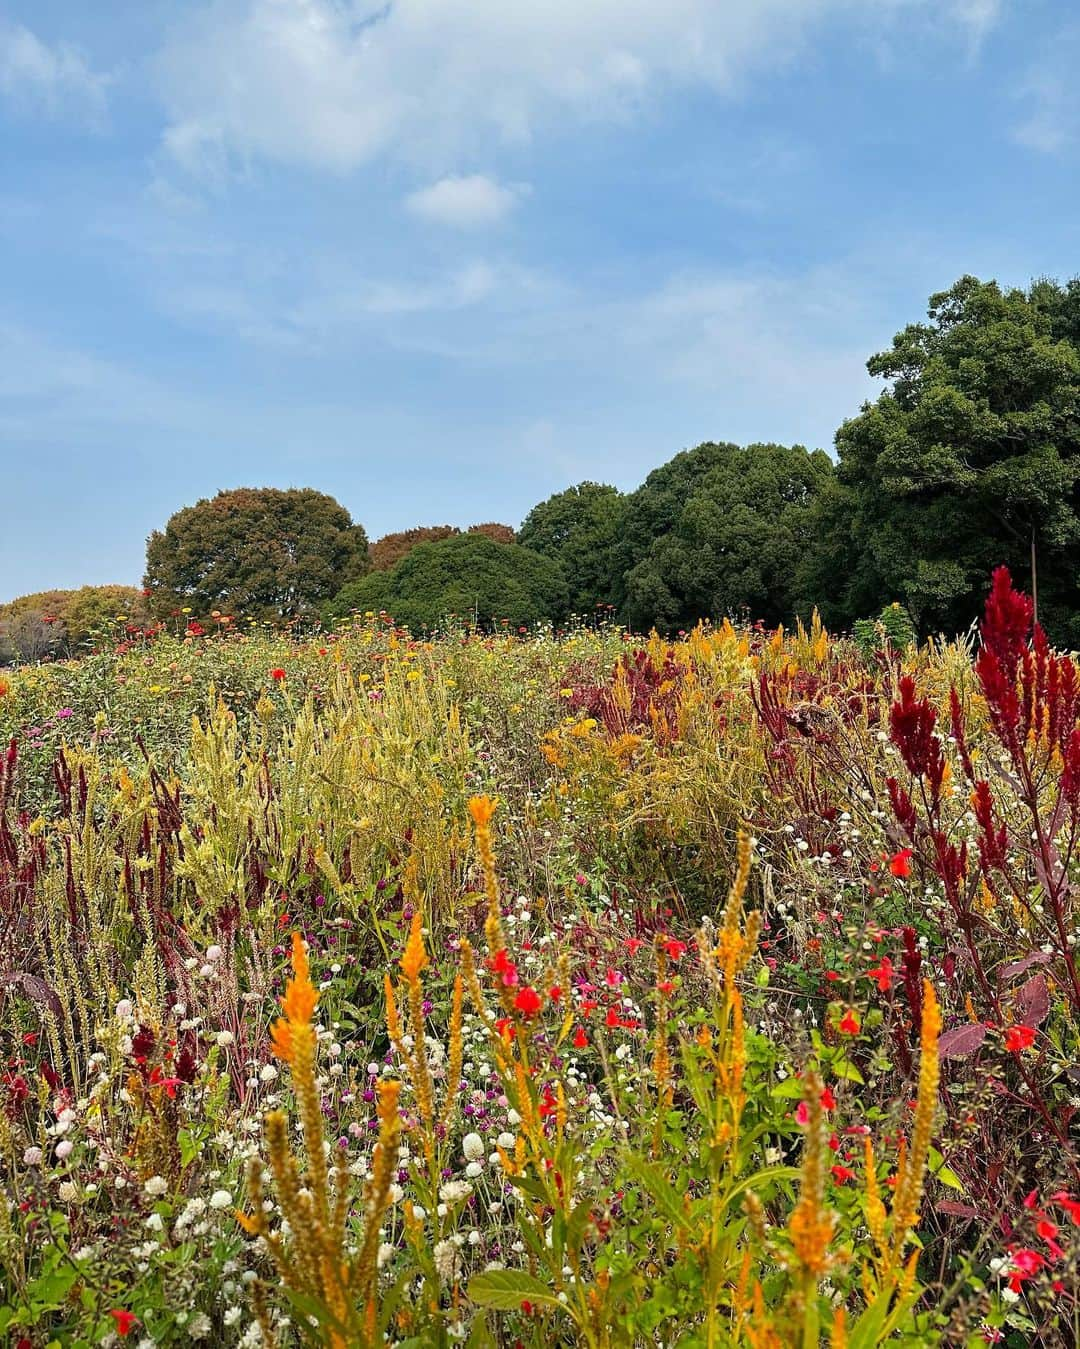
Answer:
[5, 273, 1080, 658]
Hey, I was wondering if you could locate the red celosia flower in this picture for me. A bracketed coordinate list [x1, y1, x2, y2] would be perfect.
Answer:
[109, 1310, 138, 1337]
[514, 987, 542, 1016]
[572, 1026, 588, 1049]
[1004, 1024, 1036, 1052]
[888, 849, 913, 878]
[830, 1165, 855, 1184]
[270, 668, 286, 681]
[839, 1009, 860, 1035]
[663, 938, 687, 960]
[548, 985, 562, 1002]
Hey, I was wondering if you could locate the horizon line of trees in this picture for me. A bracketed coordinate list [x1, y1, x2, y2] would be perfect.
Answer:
[5, 272, 1080, 661]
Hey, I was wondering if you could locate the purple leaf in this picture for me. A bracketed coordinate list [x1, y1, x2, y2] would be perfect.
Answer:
[1015, 972, 1049, 1028]
[1000, 951, 1052, 981]
[938, 1023, 987, 1059]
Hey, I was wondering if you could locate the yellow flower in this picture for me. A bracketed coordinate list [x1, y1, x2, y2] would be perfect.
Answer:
[400, 911, 429, 984]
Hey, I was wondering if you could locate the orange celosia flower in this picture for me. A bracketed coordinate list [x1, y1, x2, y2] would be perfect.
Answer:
[467, 794, 497, 827]
[270, 932, 318, 1063]
[400, 911, 429, 983]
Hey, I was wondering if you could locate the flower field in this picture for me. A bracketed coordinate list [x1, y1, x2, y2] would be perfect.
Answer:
[0, 569, 1078, 1348]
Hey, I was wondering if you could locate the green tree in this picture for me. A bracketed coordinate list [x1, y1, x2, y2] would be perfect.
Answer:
[144, 488, 369, 622]
[815, 275, 1080, 641]
[517, 482, 624, 617]
[611, 443, 833, 631]
[325, 533, 568, 633]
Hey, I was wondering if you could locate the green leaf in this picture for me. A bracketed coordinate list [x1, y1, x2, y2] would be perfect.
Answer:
[928, 1146, 964, 1192]
[467, 1269, 566, 1313]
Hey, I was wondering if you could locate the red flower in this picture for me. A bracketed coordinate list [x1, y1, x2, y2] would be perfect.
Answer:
[1004, 1024, 1036, 1052]
[888, 849, 913, 878]
[572, 1026, 588, 1049]
[270, 668, 286, 681]
[1050, 1191, 1080, 1225]
[830, 1165, 856, 1184]
[490, 949, 519, 987]
[820, 1085, 836, 1111]
[110, 1310, 138, 1337]
[867, 957, 895, 992]
[514, 987, 543, 1017]
[839, 1009, 860, 1035]
[663, 938, 687, 960]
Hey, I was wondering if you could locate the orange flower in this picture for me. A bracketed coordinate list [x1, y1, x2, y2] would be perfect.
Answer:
[270, 932, 318, 1063]
[0, 676, 9, 698]
[400, 911, 429, 984]
[467, 794, 497, 828]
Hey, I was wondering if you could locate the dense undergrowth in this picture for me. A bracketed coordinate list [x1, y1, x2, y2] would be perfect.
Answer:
[0, 570, 1077, 1347]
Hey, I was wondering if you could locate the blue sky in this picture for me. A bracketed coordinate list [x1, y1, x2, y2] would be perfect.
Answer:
[1, 0, 1078, 598]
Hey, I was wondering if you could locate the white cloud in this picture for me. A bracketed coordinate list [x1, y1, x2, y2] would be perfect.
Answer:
[1011, 28, 1080, 155]
[0, 20, 108, 119]
[404, 174, 524, 227]
[156, 0, 1006, 180]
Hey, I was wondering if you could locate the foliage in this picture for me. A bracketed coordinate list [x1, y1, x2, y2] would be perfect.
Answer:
[0, 572, 1078, 1346]
[370, 526, 461, 571]
[0, 585, 150, 664]
[611, 442, 835, 632]
[853, 603, 917, 660]
[517, 482, 625, 618]
[370, 523, 517, 573]
[814, 276, 1080, 643]
[325, 532, 569, 633]
[144, 487, 369, 623]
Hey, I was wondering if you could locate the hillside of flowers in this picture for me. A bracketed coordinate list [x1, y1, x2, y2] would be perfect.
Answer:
[0, 568, 1078, 1347]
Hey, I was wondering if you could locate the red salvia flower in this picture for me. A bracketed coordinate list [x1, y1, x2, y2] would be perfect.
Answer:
[109, 1311, 138, 1337]
[1004, 1024, 1036, 1052]
[888, 849, 913, 878]
[513, 987, 542, 1016]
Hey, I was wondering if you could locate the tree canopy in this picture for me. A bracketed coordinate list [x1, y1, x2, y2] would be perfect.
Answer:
[611, 442, 834, 631]
[144, 487, 369, 622]
[369, 523, 516, 572]
[812, 276, 1080, 642]
[325, 532, 568, 633]
[0, 585, 149, 663]
[517, 482, 624, 617]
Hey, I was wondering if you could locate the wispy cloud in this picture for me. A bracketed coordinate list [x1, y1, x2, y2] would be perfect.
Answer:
[1011, 27, 1080, 155]
[154, 0, 1008, 183]
[0, 19, 108, 121]
[404, 175, 526, 228]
